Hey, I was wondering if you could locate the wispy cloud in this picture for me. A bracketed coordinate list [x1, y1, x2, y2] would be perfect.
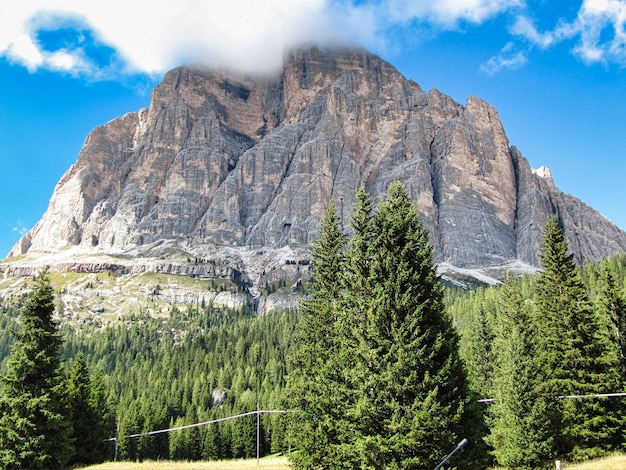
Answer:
[1, 1, 625, 79]
[480, 42, 527, 75]
[0, 0, 524, 78]
[0, 1, 393, 78]
[0, 1, 335, 77]
[509, 15, 567, 49]
[575, 0, 626, 64]
[509, 0, 626, 66]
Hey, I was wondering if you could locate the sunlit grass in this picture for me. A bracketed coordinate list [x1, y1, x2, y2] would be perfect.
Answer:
[490, 453, 626, 470]
[79, 453, 626, 470]
[80, 454, 290, 469]
[563, 453, 626, 470]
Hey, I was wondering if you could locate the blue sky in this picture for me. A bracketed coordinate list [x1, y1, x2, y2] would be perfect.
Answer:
[1, 0, 625, 258]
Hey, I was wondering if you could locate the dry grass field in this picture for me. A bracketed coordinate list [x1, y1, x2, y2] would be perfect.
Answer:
[79, 455, 290, 469]
[79, 452, 626, 470]
[562, 453, 626, 470]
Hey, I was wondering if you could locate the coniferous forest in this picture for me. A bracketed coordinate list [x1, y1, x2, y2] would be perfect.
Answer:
[1, 183, 626, 468]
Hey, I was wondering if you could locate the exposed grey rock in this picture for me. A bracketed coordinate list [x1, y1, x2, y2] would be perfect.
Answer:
[6, 46, 626, 295]
[257, 294, 300, 316]
[211, 390, 227, 407]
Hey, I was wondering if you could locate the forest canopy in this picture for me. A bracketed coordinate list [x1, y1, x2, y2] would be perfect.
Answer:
[1, 190, 626, 468]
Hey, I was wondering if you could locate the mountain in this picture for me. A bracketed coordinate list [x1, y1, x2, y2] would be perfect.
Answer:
[3, 46, 626, 310]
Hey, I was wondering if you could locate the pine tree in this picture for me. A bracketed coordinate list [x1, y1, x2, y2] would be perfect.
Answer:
[486, 273, 553, 468]
[0, 272, 73, 469]
[288, 183, 483, 468]
[66, 352, 112, 466]
[599, 260, 626, 376]
[344, 185, 374, 293]
[287, 200, 349, 469]
[292, 200, 345, 355]
[458, 295, 495, 464]
[534, 217, 623, 461]
[460, 297, 494, 401]
[203, 422, 225, 460]
[338, 185, 374, 390]
[340, 182, 480, 469]
[117, 403, 142, 461]
[169, 417, 188, 460]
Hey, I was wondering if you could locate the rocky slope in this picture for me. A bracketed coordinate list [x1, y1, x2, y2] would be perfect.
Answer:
[3, 46, 626, 313]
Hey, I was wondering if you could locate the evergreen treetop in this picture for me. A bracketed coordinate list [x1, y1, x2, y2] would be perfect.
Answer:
[599, 260, 626, 375]
[534, 216, 624, 460]
[66, 352, 112, 466]
[0, 271, 73, 469]
[289, 182, 481, 469]
[287, 199, 351, 469]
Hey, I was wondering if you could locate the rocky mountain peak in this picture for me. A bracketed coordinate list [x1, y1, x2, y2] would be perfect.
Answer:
[6, 46, 626, 295]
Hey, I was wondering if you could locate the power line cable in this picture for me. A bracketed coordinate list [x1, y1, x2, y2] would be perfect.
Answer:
[478, 392, 626, 403]
[107, 409, 288, 441]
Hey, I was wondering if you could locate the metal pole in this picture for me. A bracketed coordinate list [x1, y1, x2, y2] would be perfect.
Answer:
[434, 438, 468, 470]
[257, 408, 260, 466]
[114, 416, 120, 462]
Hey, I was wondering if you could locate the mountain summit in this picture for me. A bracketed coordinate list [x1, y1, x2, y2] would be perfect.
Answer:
[7, 46, 626, 291]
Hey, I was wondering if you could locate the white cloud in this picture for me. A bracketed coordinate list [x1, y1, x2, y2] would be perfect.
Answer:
[480, 42, 527, 75]
[511, 16, 560, 48]
[2, 1, 625, 79]
[0, 0, 525, 79]
[86, 0, 339, 75]
[0, 1, 373, 78]
[575, 0, 626, 64]
[510, 0, 626, 66]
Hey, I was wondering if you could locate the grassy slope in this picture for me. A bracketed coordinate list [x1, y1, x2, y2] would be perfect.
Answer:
[563, 453, 626, 469]
[80, 455, 290, 469]
[80, 453, 626, 470]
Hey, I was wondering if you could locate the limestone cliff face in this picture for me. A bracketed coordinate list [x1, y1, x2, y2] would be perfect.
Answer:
[10, 46, 626, 273]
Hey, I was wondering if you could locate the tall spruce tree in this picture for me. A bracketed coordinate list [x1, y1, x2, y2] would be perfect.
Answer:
[338, 185, 374, 383]
[460, 298, 494, 401]
[344, 186, 374, 293]
[66, 352, 111, 466]
[289, 185, 484, 468]
[599, 260, 626, 376]
[0, 272, 73, 469]
[534, 217, 623, 461]
[339, 182, 479, 469]
[486, 273, 553, 468]
[287, 200, 349, 469]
